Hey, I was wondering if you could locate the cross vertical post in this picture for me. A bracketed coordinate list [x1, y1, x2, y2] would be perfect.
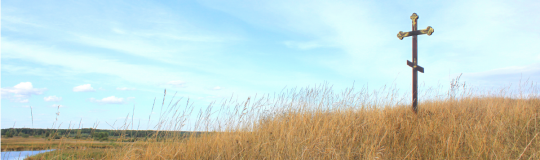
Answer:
[397, 13, 434, 114]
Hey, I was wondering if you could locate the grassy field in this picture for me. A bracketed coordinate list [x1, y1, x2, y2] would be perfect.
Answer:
[16, 81, 540, 159]
[1, 137, 117, 151]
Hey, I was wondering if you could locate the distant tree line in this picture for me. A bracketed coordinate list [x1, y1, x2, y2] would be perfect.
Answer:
[1, 128, 204, 141]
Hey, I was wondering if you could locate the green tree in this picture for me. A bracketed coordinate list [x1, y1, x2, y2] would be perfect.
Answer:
[11, 129, 18, 137]
[75, 130, 82, 139]
[5, 130, 13, 138]
[92, 132, 109, 141]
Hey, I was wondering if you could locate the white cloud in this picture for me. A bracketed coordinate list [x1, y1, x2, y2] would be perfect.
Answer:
[50, 104, 65, 108]
[211, 86, 222, 90]
[44, 95, 62, 102]
[1, 82, 46, 103]
[464, 63, 540, 88]
[166, 80, 187, 88]
[116, 87, 136, 91]
[73, 84, 95, 92]
[90, 96, 125, 104]
[112, 28, 126, 34]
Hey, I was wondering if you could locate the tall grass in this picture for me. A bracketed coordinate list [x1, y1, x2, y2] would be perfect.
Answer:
[31, 80, 540, 159]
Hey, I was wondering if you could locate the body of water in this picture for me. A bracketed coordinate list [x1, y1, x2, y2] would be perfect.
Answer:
[1, 149, 55, 160]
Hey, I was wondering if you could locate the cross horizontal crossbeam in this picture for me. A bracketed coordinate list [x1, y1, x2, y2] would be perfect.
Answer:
[397, 26, 434, 40]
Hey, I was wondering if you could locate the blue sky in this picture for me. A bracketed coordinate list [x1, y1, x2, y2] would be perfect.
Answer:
[2, 0, 539, 130]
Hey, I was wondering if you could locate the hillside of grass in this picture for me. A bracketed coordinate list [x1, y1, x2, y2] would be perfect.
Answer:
[28, 81, 540, 159]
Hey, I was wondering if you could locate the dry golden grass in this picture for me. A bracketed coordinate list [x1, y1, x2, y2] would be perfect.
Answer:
[31, 81, 540, 159]
[116, 98, 540, 159]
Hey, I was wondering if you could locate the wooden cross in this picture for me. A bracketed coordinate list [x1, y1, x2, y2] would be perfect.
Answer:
[397, 13, 434, 114]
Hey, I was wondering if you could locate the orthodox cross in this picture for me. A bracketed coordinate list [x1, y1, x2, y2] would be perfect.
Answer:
[397, 13, 434, 114]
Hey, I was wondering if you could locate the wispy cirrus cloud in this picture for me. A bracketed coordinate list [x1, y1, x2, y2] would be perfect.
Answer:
[1, 82, 46, 103]
[73, 84, 95, 92]
[199, 0, 540, 89]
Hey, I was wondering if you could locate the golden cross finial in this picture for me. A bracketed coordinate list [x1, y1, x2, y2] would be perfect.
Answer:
[410, 13, 419, 21]
[410, 13, 419, 26]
